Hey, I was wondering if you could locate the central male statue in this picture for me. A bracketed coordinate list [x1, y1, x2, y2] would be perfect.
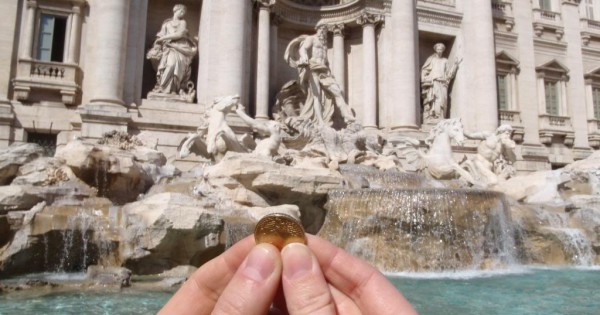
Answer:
[284, 26, 355, 126]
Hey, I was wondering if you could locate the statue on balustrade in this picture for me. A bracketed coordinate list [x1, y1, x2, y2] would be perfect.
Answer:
[461, 124, 517, 187]
[284, 25, 355, 127]
[420, 43, 461, 123]
[147, 4, 198, 103]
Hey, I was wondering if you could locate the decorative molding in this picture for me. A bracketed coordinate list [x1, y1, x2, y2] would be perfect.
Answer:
[419, 0, 455, 7]
[356, 13, 383, 26]
[255, 0, 276, 9]
[273, 0, 390, 28]
[328, 23, 345, 36]
[416, 6, 462, 29]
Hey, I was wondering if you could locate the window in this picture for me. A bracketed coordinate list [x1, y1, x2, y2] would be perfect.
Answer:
[582, 0, 600, 20]
[497, 75, 509, 110]
[539, 0, 552, 11]
[544, 81, 560, 115]
[593, 87, 600, 119]
[495, 51, 519, 112]
[36, 14, 67, 62]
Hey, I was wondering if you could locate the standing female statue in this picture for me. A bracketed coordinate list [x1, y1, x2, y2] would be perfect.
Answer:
[147, 4, 198, 102]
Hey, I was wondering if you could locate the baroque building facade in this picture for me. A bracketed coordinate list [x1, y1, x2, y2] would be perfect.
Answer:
[0, 0, 598, 172]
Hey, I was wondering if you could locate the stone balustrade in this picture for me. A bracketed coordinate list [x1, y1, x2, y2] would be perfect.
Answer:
[538, 114, 575, 146]
[13, 59, 82, 105]
[532, 8, 564, 39]
[587, 118, 600, 148]
[580, 18, 600, 46]
[499, 109, 524, 143]
[492, 0, 514, 32]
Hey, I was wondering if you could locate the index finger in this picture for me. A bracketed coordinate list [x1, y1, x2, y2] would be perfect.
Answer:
[158, 235, 255, 315]
[306, 234, 418, 315]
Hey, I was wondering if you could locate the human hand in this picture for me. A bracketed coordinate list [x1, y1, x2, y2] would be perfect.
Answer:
[159, 234, 418, 315]
[236, 104, 246, 113]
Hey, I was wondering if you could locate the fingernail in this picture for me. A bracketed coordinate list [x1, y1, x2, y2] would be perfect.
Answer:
[282, 243, 313, 279]
[243, 245, 276, 282]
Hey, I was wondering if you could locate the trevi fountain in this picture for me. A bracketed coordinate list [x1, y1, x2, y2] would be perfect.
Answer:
[1, 1, 600, 314]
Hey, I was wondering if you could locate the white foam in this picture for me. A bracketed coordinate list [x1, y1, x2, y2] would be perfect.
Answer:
[385, 266, 532, 280]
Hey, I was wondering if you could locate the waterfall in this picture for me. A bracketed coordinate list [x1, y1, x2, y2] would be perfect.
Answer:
[320, 188, 518, 272]
[525, 206, 595, 266]
[338, 164, 424, 189]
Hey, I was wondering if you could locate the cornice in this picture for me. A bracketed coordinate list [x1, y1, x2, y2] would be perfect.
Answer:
[273, 0, 390, 28]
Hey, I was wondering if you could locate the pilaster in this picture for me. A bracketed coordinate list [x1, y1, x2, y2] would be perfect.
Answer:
[562, 0, 591, 151]
[460, 0, 498, 133]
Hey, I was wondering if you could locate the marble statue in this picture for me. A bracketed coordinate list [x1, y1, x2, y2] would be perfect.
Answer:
[235, 104, 283, 159]
[421, 43, 461, 122]
[284, 26, 355, 126]
[406, 118, 475, 183]
[461, 124, 517, 186]
[179, 95, 248, 162]
[147, 4, 198, 103]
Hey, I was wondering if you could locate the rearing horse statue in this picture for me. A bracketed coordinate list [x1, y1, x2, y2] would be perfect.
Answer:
[416, 118, 475, 183]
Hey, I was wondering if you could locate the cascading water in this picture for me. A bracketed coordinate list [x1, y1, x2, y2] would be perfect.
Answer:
[521, 206, 595, 265]
[320, 188, 518, 272]
[339, 164, 424, 189]
[57, 210, 95, 271]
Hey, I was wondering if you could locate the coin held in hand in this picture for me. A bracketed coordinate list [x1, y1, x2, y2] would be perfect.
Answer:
[254, 213, 307, 250]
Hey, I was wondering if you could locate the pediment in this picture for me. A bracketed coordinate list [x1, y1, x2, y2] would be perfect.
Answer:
[496, 51, 519, 73]
[536, 59, 569, 74]
[585, 65, 600, 81]
[496, 51, 519, 67]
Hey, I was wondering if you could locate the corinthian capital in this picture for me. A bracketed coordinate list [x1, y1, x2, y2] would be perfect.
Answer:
[328, 23, 346, 37]
[356, 13, 383, 26]
[255, 0, 276, 8]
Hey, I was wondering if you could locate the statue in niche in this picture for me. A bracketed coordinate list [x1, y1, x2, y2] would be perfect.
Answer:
[461, 124, 517, 187]
[420, 43, 461, 123]
[147, 4, 198, 103]
[284, 25, 355, 127]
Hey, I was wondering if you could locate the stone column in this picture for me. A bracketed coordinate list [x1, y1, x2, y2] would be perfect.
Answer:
[389, 0, 418, 130]
[198, 0, 252, 107]
[66, 4, 82, 64]
[329, 24, 346, 94]
[86, 0, 130, 109]
[255, 0, 275, 120]
[269, 13, 281, 105]
[562, 0, 591, 152]
[80, 0, 131, 138]
[20, 0, 37, 59]
[460, 0, 498, 132]
[0, 0, 19, 147]
[357, 14, 382, 130]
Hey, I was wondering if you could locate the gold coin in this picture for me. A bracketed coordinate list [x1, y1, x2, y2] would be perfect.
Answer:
[254, 213, 307, 250]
